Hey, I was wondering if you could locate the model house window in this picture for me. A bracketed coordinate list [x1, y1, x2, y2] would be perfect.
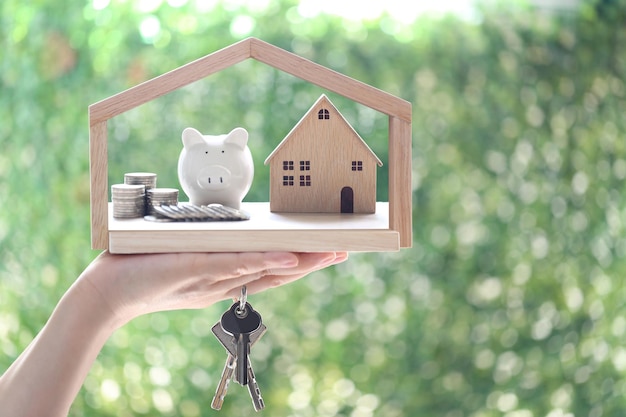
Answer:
[352, 161, 363, 171]
[300, 160, 310, 171]
[283, 160, 294, 170]
[318, 109, 330, 120]
[283, 175, 294, 186]
[300, 175, 311, 187]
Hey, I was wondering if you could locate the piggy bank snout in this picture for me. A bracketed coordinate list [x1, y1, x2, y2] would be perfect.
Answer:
[197, 165, 231, 190]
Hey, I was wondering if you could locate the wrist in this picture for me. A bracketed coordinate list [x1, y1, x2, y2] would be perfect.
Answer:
[68, 270, 127, 333]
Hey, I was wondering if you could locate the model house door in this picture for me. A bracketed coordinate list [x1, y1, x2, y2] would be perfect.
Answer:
[341, 187, 354, 213]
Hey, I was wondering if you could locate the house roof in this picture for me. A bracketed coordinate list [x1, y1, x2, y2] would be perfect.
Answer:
[89, 37, 411, 126]
[264, 94, 383, 167]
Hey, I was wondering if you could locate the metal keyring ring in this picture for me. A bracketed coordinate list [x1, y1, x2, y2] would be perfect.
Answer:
[237, 285, 247, 315]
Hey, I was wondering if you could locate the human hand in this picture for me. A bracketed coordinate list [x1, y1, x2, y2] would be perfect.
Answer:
[75, 251, 347, 329]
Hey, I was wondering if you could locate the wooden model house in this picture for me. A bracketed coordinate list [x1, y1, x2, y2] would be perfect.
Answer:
[265, 94, 382, 214]
[88, 38, 412, 253]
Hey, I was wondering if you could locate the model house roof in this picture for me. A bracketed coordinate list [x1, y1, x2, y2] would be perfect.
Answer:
[264, 94, 383, 167]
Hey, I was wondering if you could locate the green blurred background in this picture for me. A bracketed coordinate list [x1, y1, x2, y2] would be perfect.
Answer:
[2, 0, 626, 415]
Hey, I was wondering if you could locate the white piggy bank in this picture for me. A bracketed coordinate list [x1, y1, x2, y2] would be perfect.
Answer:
[177, 127, 254, 209]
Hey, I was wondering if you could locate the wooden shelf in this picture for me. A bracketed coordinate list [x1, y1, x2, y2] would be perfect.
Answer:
[108, 202, 400, 253]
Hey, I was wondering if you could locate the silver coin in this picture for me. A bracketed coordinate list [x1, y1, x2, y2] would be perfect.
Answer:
[143, 215, 175, 222]
[147, 187, 178, 195]
[112, 183, 145, 193]
[125, 172, 157, 189]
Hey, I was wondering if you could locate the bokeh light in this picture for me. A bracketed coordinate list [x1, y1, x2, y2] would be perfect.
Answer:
[3, 0, 626, 415]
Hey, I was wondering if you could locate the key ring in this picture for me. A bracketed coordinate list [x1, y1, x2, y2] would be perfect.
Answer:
[236, 285, 248, 317]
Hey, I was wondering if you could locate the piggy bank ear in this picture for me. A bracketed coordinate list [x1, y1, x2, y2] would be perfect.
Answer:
[224, 127, 249, 150]
[182, 127, 205, 148]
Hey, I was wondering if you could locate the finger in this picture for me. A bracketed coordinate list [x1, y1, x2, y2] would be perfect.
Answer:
[145, 252, 335, 306]
[212, 252, 337, 296]
[178, 252, 301, 281]
[137, 252, 347, 311]
[234, 270, 315, 296]
[243, 252, 338, 282]
[220, 252, 348, 299]
[251, 252, 348, 290]
[253, 252, 348, 278]
[129, 252, 300, 286]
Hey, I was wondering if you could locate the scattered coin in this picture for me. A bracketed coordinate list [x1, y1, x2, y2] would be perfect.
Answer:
[153, 203, 250, 221]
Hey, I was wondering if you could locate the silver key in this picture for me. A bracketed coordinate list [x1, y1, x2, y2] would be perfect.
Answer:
[246, 360, 265, 411]
[211, 306, 267, 409]
[212, 321, 266, 385]
[220, 301, 262, 386]
[211, 353, 236, 410]
[212, 322, 267, 359]
[211, 351, 265, 411]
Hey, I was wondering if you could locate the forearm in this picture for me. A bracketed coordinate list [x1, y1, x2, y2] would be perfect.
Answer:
[0, 280, 117, 417]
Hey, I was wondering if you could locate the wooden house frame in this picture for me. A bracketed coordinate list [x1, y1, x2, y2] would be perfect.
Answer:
[89, 37, 412, 253]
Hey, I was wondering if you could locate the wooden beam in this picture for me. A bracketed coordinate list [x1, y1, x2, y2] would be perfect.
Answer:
[89, 38, 253, 125]
[109, 229, 400, 253]
[89, 120, 109, 249]
[389, 116, 413, 248]
[249, 38, 412, 123]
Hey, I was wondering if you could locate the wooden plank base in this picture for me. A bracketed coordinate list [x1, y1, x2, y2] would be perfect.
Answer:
[108, 202, 400, 253]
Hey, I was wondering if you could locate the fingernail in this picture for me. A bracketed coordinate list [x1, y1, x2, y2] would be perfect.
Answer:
[323, 252, 349, 267]
[332, 252, 349, 264]
[319, 252, 338, 266]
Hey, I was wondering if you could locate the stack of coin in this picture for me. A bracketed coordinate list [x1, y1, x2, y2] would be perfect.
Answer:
[146, 188, 179, 215]
[124, 172, 157, 216]
[112, 184, 146, 218]
[124, 172, 157, 190]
